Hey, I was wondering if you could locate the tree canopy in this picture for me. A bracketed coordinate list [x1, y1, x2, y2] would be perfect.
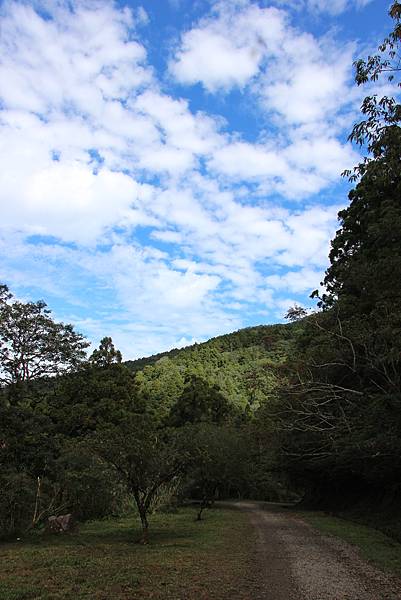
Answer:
[0, 285, 88, 387]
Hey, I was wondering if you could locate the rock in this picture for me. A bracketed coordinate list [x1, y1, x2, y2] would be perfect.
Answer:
[46, 513, 76, 533]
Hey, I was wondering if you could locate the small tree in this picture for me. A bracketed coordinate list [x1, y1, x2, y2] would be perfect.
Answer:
[0, 284, 89, 387]
[89, 337, 122, 367]
[284, 305, 307, 322]
[93, 414, 190, 543]
[186, 423, 248, 519]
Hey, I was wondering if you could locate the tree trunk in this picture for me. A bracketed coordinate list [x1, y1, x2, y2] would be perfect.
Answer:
[132, 490, 150, 544]
[197, 496, 208, 521]
[32, 476, 42, 528]
[138, 511, 149, 544]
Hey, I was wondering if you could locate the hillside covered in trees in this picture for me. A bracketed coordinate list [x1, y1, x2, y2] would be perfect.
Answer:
[127, 323, 295, 412]
[0, 307, 300, 541]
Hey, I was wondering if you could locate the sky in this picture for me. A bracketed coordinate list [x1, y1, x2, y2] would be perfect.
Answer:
[0, 0, 394, 359]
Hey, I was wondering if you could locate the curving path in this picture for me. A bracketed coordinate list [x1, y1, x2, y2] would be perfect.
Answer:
[231, 501, 401, 600]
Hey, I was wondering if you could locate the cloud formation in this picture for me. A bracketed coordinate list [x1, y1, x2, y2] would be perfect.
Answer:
[0, 0, 373, 357]
[274, 0, 372, 16]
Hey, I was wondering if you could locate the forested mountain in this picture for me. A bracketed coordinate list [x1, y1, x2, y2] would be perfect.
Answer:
[127, 323, 296, 413]
[0, 314, 298, 540]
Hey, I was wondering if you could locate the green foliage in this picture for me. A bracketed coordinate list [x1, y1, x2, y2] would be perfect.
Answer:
[130, 324, 292, 413]
[184, 423, 254, 503]
[89, 336, 122, 367]
[54, 448, 128, 520]
[91, 413, 191, 541]
[273, 4, 401, 511]
[135, 357, 184, 421]
[0, 283, 297, 538]
[169, 375, 235, 426]
[0, 472, 37, 538]
[0, 284, 88, 387]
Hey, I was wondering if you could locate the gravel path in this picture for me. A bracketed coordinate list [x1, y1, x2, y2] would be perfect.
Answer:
[233, 501, 401, 600]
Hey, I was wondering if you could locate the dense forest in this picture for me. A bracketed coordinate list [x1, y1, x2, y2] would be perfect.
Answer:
[1, 2, 400, 544]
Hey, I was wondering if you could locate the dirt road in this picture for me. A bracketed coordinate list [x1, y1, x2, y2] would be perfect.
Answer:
[232, 501, 401, 600]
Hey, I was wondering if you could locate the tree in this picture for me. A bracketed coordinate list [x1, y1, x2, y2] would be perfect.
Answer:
[169, 375, 234, 427]
[0, 285, 89, 387]
[274, 3, 401, 508]
[284, 304, 307, 322]
[92, 414, 190, 543]
[343, 2, 401, 179]
[315, 2, 401, 324]
[89, 336, 122, 367]
[184, 423, 254, 518]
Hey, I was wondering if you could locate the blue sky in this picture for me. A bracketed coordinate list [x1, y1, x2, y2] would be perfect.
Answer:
[0, 0, 394, 359]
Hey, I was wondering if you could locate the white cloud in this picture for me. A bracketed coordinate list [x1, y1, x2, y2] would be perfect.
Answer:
[0, 0, 363, 357]
[210, 142, 288, 179]
[265, 267, 323, 294]
[169, 1, 360, 132]
[274, 0, 373, 16]
[170, 28, 261, 91]
[170, 3, 286, 91]
[208, 136, 357, 197]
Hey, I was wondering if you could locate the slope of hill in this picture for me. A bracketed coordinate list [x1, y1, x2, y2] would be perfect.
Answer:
[126, 323, 298, 412]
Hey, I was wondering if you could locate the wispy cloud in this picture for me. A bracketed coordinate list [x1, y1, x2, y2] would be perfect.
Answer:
[0, 0, 377, 357]
[273, 0, 373, 16]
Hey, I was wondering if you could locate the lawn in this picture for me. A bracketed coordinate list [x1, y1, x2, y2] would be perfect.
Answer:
[0, 507, 255, 600]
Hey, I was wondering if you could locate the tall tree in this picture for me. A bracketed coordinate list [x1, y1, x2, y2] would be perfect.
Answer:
[274, 2, 401, 506]
[0, 285, 89, 387]
[89, 336, 122, 367]
[344, 1, 401, 177]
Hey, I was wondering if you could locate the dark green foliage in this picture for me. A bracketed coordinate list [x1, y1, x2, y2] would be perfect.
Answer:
[169, 375, 234, 426]
[54, 448, 128, 520]
[92, 413, 191, 542]
[0, 283, 299, 538]
[273, 3, 401, 512]
[47, 363, 140, 438]
[0, 284, 88, 387]
[89, 336, 122, 367]
[183, 424, 245, 513]
[0, 471, 37, 537]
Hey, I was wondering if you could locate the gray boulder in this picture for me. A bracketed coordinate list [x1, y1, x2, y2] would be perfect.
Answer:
[47, 513, 76, 533]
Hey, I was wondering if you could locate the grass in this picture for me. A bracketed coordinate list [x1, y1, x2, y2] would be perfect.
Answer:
[0, 506, 255, 600]
[300, 511, 401, 577]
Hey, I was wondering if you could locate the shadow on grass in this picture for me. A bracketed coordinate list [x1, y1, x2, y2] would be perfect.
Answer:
[216, 500, 297, 513]
[3, 508, 217, 551]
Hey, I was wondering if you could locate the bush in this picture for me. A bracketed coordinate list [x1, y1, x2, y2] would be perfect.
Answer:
[0, 471, 36, 538]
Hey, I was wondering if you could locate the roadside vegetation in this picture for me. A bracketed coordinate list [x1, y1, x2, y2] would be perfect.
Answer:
[301, 512, 401, 578]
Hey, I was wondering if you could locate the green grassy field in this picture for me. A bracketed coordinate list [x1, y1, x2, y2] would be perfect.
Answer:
[0, 507, 255, 600]
[301, 511, 401, 577]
